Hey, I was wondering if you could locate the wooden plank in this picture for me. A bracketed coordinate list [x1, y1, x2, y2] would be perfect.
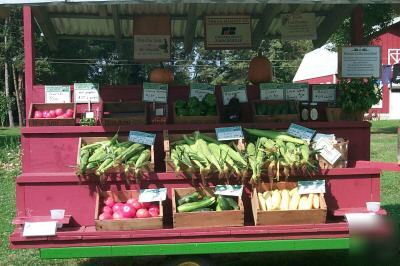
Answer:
[183, 4, 198, 55]
[23, 6, 35, 121]
[111, 5, 122, 52]
[31, 7, 58, 51]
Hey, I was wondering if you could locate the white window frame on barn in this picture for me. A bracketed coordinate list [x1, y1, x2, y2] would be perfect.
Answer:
[388, 49, 400, 65]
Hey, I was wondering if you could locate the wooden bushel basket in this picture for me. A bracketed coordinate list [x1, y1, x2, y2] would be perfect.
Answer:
[94, 190, 163, 231]
[172, 187, 244, 228]
[252, 182, 327, 226]
[326, 107, 342, 121]
[318, 139, 349, 169]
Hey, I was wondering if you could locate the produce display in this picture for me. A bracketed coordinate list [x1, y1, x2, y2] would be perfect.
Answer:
[169, 131, 247, 179]
[33, 108, 74, 119]
[255, 101, 298, 116]
[77, 133, 152, 180]
[99, 196, 159, 220]
[257, 187, 323, 211]
[244, 128, 319, 182]
[175, 94, 217, 117]
[176, 191, 239, 213]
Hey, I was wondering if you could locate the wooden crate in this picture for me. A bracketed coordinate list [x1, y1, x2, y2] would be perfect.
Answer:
[318, 139, 349, 169]
[252, 100, 299, 123]
[94, 190, 163, 231]
[101, 102, 147, 126]
[172, 187, 244, 228]
[77, 136, 155, 174]
[173, 102, 220, 124]
[163, 130, 245, 173]
[252, 182, 327, 225]
[28, 103, 76, 126]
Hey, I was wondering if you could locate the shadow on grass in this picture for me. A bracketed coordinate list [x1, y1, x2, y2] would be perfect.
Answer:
[0, 135, 20, 150]
[371, 126, 398, 134]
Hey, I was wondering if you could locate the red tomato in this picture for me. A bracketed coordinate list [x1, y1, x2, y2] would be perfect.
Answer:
[136, 208, 150, 218]
[103, 197, 115, 207]
[126, 198, 138, 205]
[55, 108, 64, 116]
[34, 111, 43, 118]
[148, 206, 159, 217]
[112, 202, 124, 213]
[141, 202, 153, 209]
[121, 204, 136, 218]
[49, 110, 57, 118]
[102, 206, 113, 215]
[112, 211, 124, 220]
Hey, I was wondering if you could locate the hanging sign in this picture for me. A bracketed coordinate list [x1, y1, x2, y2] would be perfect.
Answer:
[215, 126, 244, 141]
[128, 131, 156, 146]
[340, 46, 381, 78]
[139, 188, 167, 202]
[312, 84, 336, 102]
[143, 82, 168, 103]
[221, 85, 248, 105]
[205, 15, 252, 49]
[189, 83, 215, 101]
[23, 221, 57, 237]
[133, 35, 171, 61]
[45, 85, 71, 103]
[214, 185, 243, 197]
[74, 83, 100, 103]
[285, 83, 309, 101]
[287, 123, 316, 141]
[260, 83, 285, 100]
[298, 180, 326, 195]
[313, 138, 342, 165]
[281, 13, 317, 40]
[133, 16, 171, 62]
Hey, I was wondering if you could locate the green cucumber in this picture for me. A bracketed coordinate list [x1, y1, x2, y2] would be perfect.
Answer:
[177, 197, 215, 213]
[190, 207, 212, 212]
[224, 196, 239, 210]
[177, 191, 201, 206]
[217, 195, 231, 211]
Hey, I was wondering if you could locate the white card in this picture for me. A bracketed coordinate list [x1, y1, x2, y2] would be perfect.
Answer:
[23, 221, 57, 237]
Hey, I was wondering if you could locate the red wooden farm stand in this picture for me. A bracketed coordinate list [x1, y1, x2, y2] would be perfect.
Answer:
[7, 2, 392, 260]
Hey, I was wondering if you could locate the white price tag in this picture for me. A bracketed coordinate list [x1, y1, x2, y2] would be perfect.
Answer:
[287, 123, 316, 141]
[259, 83, 285, 100]
[215, 126, 244, 141]
[214, 185, 243, 197]
[285, 83, 309, 101]
[312, 84, 336, 102]
[221, 85, 248, 105]
[23, 221, 57, 237]
[298, 180, 326, 195]
[143, 82, 168, 103]
[45, 85, 71, 103]
[190, 83, 215, 101]
[129, 131, 156, 146]
[139, 188, 167, 202]
[85, 112, 94, 119]
[314, 138, 342, 165]
[74, 83, 100, 103]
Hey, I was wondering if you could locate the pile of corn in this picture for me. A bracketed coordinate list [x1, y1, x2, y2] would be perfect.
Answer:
[258, 187, 323, 211]
[244, 128, 319, 181]
[170, 129, 319, 181]
[77, 133, 151, 180]
[170, 131, 247, 179]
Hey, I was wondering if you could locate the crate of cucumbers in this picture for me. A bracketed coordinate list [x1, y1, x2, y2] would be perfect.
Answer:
[172, 187, 244, 228]
[173, 94, 219, 124]
[252, 100, 299, 123]
[252, 182, 327, 225]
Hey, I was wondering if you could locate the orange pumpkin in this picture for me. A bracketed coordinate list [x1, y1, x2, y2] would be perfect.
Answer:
[248, 51, 273, 85]
[149, 68, 174, 84]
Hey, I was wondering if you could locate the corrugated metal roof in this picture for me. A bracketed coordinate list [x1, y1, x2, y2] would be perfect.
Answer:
[44, 3, 334, 41]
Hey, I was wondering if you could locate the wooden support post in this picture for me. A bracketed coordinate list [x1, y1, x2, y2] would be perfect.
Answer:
[351, 5, 364, 45]
[111, 5, 122, 52]
[23, 6, 34, 122]
[184, 4, 198, 55]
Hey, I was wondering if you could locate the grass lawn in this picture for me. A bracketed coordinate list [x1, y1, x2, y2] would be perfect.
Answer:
[0, 123, 399, 265]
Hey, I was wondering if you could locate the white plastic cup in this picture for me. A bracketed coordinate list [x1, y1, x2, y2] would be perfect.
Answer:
[366, 202, 380, 213]
[50, 209, 65, 220]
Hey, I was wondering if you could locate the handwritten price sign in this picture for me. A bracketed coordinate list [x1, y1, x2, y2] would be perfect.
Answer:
[74, 83, 100, 103]
[285, 83, 309, 101]
[143, 82, 168, 103]
[260, 83, 285, 100]
[45, 85, 71, 103]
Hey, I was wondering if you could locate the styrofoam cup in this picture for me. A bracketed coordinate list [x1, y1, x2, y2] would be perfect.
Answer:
[50, 209, 65, 220]
[366, 202, 380, 213]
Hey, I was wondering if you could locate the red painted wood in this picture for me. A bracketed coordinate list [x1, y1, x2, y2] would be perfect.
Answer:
[351, 5, 364, 45]
[23, 6, 34, 121]
[12, 215, 72, 225]
[295, 75, 336, 85]
[355, 160, 400, 172]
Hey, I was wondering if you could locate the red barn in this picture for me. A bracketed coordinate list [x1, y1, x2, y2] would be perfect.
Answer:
[294, 19, 400, 119]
